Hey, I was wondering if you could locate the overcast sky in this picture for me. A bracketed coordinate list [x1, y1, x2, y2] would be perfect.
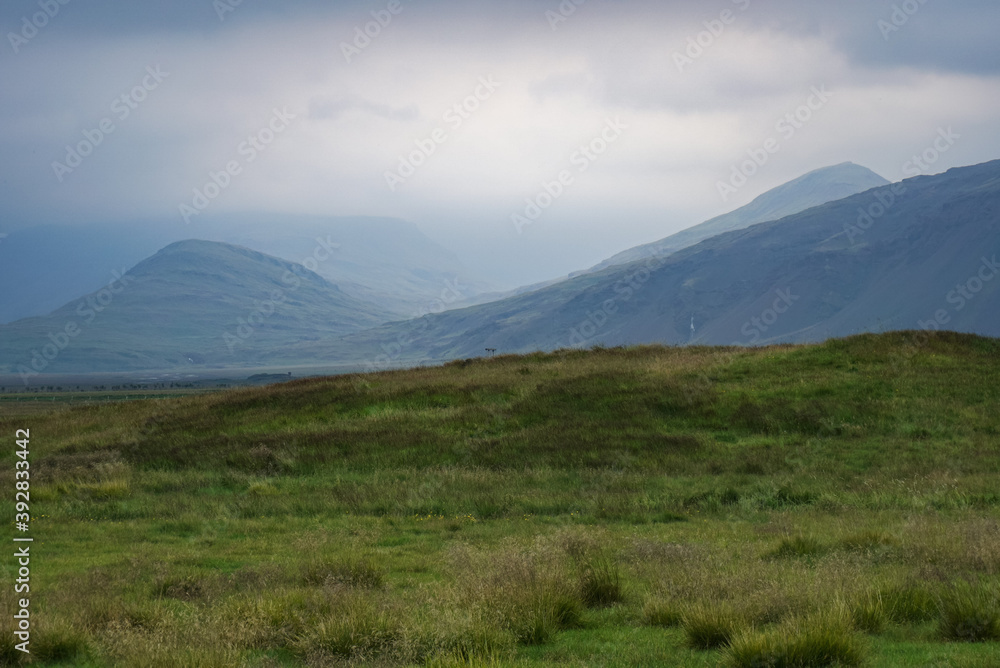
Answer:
[2, 0, 999, 285]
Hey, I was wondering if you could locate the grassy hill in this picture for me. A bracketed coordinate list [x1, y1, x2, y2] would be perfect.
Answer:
[1, 331, 999, 666]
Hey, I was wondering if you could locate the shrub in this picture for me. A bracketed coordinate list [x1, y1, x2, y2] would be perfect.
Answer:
[939, 580, 1000, 642]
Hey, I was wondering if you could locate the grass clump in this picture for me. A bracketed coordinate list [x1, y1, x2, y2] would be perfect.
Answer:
[461, 547, 584, 646]
[292, 592, 401, 661]
[509, 583, 583, 645]
[767, 536, 827, 560]
[938, 580, 1000, 642]
[579, 557, 625, 608]
[31, 618, 95, 663]
[727, 611, 866, 667]
[642, 597, 684, 628]
[851, 590, 887, 634]
[301, 555, 385, 589]
[882, 583, 939, 623]
[682, 602, 742, 650]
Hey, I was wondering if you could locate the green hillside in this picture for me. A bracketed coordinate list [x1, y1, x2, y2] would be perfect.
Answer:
[1, 332, 999, 666]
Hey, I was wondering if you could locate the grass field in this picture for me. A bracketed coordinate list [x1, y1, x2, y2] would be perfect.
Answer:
[1, 331, 998, 666]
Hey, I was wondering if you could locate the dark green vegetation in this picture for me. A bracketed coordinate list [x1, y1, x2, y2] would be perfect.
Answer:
[1, 331, 998, 666]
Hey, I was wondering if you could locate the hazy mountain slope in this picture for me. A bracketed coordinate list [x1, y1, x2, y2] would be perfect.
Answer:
[0, 215, 493, 324]
[296, 159, 999, 365]
[0, 240, 395, 374]
[460, 162, 889, 309]
[0, 223, 180, 325]
[202, 214, 494, 315]
[585, 162, 889, 273]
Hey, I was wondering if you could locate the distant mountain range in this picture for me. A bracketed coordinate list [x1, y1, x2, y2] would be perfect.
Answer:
[289, 159, 1000, 366]
[0, 240, 394, 375]
[0, 214, 494, 324]
[583, 161, 889, 273]
[2, 159, 998, 376]
[467, 162, 888, 304]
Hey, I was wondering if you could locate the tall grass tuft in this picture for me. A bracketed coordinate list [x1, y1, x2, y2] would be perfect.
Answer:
[30, 618, 94, 663]
[301, 554, 385, 589]
[881, 583, 939, 623]
[682, 602, 742, 650]
[766, 536, 827, 560]
[938, 580, 1000, 642]
[727, 610, 866, 667]
[643, 597, 684, 628]
[579, 557, 625, 608]
[851, 589, 887, 634]
[292, 592, 401, 661]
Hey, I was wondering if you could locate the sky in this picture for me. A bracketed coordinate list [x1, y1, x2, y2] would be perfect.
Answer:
[2, 0, 1000, 286]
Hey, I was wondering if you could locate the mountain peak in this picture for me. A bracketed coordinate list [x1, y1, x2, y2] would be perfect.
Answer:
[587, 162, 889, 273]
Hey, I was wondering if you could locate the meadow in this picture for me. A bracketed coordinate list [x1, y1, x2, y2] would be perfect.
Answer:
[1, 331, 998, 666]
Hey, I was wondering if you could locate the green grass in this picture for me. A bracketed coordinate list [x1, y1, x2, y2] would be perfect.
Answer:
[0, 331, 998, 666]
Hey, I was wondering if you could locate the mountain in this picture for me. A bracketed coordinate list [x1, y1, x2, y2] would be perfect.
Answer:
[585, 162, 889, 273]
[460, 162, 889, 308]
[0, 214, 494, 324]
[5, 160, 996, 375]
[291, 159, 1000, 366]
[0, 240, 395, 375]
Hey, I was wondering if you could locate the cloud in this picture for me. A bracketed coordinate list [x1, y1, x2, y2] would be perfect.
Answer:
[1, 0, 999, 285]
